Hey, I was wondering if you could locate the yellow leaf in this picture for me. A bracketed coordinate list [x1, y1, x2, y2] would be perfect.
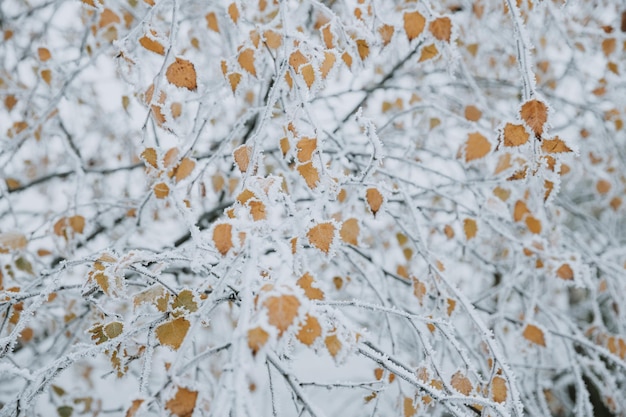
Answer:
[463, 218, 477, 240]
[378, 24, 394, 46]
[513, 200, 529, 222]
[247, 326, 269, 354]
[166, 57, 197, 91]
[320, 51, 336, 78]
[126, 399, 144, 417]
[41, 69, 52, 85]
[429, 17, 452, 42]
[264, 294, 300, 336]
[38, 47, 51, 61]
[141, 148, 157, 169]
[451, 371, 472, 395]
[172, 158, 195, 182]
[404, 396, 416, 417]
[139, 35, 164, 55]
[419, 44, 438, 62]
[321, 24, 334, 49]
[356, 39, 369, 60]
[99, 9, 120, 28]
[523, 323, 546, 346]
[154, 182, 170, 199]
[464, 105, 482, 121]
[413, 279, 426, 303]
[297, 272, 324, 300]
[233, 145, 252, 172]
[297, 162, 319, 188]
[264, 29, 282, 48]
[525, 216, 542, 234]
[172, 290, 198, 312]
[491, 376, 507, 403]
[238, 48, 256, 77]
[206, 12, 219, 32]
[301, 63, 315, 88]
[602, 38, 616, 56]
[249, 199, 266, 221]
[340, 218, 359, 246]
[596, 179, 611, 194]
[163, 147, 179, 167]
[289, 50, 307, 72]
[296, 314, 321, 346]
[213, 223, 233, 256]
[366, 187, 383, 215]
[503, 123, 529, 146]
[465, 132, 491, 162]
[69, 215, 85, 234]
[541, 137, 571, 153]
[404, 10, 426, 41]
[447, 298, 456, 316]
[156, 317, 190, 350]
[520, 99, 548, 137]
[341, 52, 353, 68]
[325, 334, 341, 357]
[228, 72, 242, 93]
[307, 222, 335, 253]
[296, 137, 317, 162]
[556, 263, 574, 280]
[166, 387, 198, 417]
[228, 3, 239, 24]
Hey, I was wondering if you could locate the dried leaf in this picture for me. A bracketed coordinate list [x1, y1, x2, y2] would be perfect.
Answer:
[325, 334, 341, 357]
[520, 99, 548, 137]
[38, 47, 51, 61]
[206, 12, 219, 32]
[301, 63, 315, 88]
[103, 321, 123, 339]
[523, 323, 546, 346]
[356, 39, 369, 60]
[465, 132, 491, 162]
[464, 105, 482, 121]
[320, 51, 336, 78]
[321, 24, 334, 49]
[307, 222, 335, 253]
[297, 162, 319, 188]
[340, 218, 359, 246]
[404, 10, 426, 41]
[556, 264, 574, 280]
[264, 294, 300, 336]
[126, 399, 144, 417]
[297, 272, 324, 300]
[419, 44, 439, 61]
[264, 29, 282, 48]
[596, 179, 611, 194]
[378, 24, 394, 46]
[228, 3, 239, 23]
[154, 182, 170, 199]
[491, 376, 507, 403]
[228, 72, 242, 93]
[166, 387, 198, 417]
[0, 232, 28, 253]
[238, 48, 256, 77]
[249, 199, 266, 221]
[172, 289, 198, 312]
[366, 188, 383, 215]
[166, 58, 197, 91]
[296, 137, 317, 162]
[404, 396, 417, 417]
[247, 326, 269, 354]
[429, 17, 452, 42]
[463, 218, 477, 240]
[141, 148, 158, 168]
[41, 69, 52, 85]
[289, 50, 307, 72]
[513, 200, 529, 222]
[234, 145, 252, 172]
[451, 371, 472, 395]
[173, 158, 195, 182]
[69, 215, 85, 234]
[139, 35, 164, 55]
[99, 9, 120, 28]
[541, 137, 571, 153]
[213, 223, 233, 256]
[503, 123, 529, 146]
[525, 216, 542, 234]
[296, 314, 321, 346]
[156, 317, 190, 350]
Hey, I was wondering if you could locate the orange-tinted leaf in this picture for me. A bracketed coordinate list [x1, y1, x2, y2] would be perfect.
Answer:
[325, 334, 341, 357]
[541, 137, 571, 153]
[513, 200, 529, 222]
[41, 69, 52, 85]
[297, 162, 319, 188]
[296, 314, 321, 346]
[321, 24, 334, 49]
[297, 272, 324, 300]
[451, 371, 472, 395]
[340, 218, 359, 246]
[307, 222, 335, 253]
[404, 10, 426, 41]
[264, 29, 282, 48]
[206, 12, 219, 32]
[228, 3, 239, 23]
[38, 47, 51, 61]
[69, 215, 85, 234]
[465, 132, 491, 162]
[463, 218, 477, 240]
[301, 63, 315, 88]
[247, 326, 269, 354]
[289, 50, 307, 72]
[296, 137, 317, 162]
[156, 317, 190, 350]
[213, 223, 233, 256]
[429, 17, 452, 42]
[378, 24, 394, 46]
[154, 182, 170, 199]
[556, 264, 574, 280]
[520, 99, 548, 137]
[234, 145, 252, 172]
[404, 396, 417, 417]
[523, 323, 546, 346]
[597, 179, 611, 194]
[141, 148, 158, 168]
[228, 72, 242, 93]
[0, 232, 27, 253]
[320, 51, 336, 78]
[419, 44, 438, 61]
[249, 199, 266, 221]
[139, 35, 164, 55]
[356, 39, 369, 60]
[166, 387, 198, 417]
[464, 105, 482, 121]
[264, 294, 300, 336]
[126, 399, 144, 417]
[503, 123, 529, 146]
[492, 376, 507, 403]
[525, 216, 542, 234]
[166, 58, 197, 91]
[366, 188, 383, 215]
[238, 48, 256, 77]
[99, 8, 120, 28]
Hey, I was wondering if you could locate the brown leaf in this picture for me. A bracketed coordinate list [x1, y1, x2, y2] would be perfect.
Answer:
[366, 188, 383, 215]
[597, 179, 611, 194]
[320, 52, 336, 78]
[451, 371, 472, 395]
[503, 123, 529, 146]
[297, 162, 319, 188]
[249, 199, 266, 221]
[233, 145, 252, 172]
[166, 387, 198, 417]
[523, 323, 546, 346]
[378, 24, 394, 46]
[465, 132, 491, 162]
[206, 12, 219, 32]
[247, 326, 269, 354]
[491, 376, 507, 403]
[141, 148, 158, 168]
[173, 158, 196, 182]
[464, 105, 482, 121]
[419, 44, 438, 62]
[38, 47, 52, 61]
[296, 137, 317, 162]
[297, 272, 324, 300]
[356, 39, 369, 60]
[541, 137, 571, 153]
[125, 399, 144, 417]
[429, 17, 452, 42]
[296, 314, 321, 346]
[166, 58, 197, 91]
[525, 216, 542, 234]
[307, 222, 335, 253]
[228, 3, 239, 23]
[520, 99, 548, 137]
[404, 396, 417, 417]
[69, 215, 85, 234]
[139, 35, 164, 55]
[156, 317, 190, 350]
[228, 72, 242, 93]
[325, 334, 341, 357]
[340, 218, 359, 246]
[238, 48, 257, 77]
[463, 218, 477, 240]
[154, 182, 170, 199]
[264, 29, 282, 48]
[264, 294, 300, 336]
[213, 223, 233, 256]
[163, 147, 179, 167]
[404, 10, 426, 41]
[301, 63, 315, 88]
[556, 264, 574, 280]
[289, 50, 307, 72]
[513, 200, 529, 222]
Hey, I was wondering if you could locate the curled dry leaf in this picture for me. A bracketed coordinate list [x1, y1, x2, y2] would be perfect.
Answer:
[166, 387, 198, 417]
[156, 317, 190, 350]
[166, 58, 197, 91]
[154, 182, 170, 199]
[264, 294, 300, 336]
[139, 34, 164, 55]
[307, 222, 335, 253]
[404, 10, 426, 41]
